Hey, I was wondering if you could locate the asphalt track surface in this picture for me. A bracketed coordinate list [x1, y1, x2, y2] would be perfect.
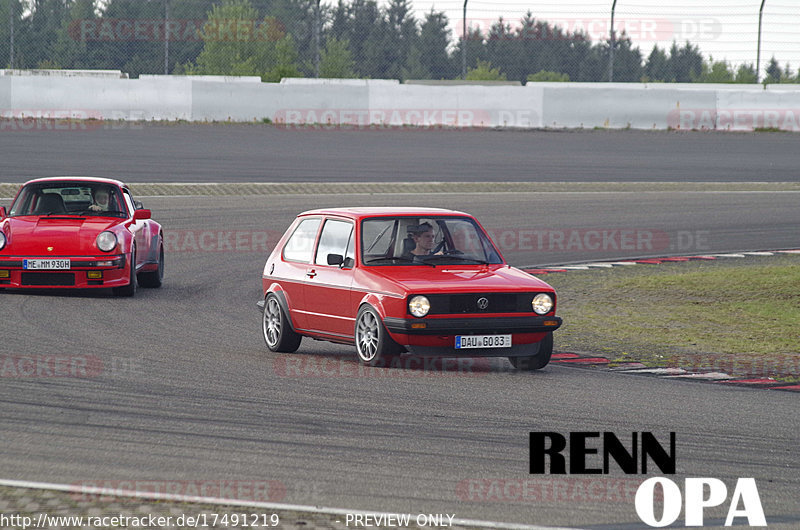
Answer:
[2, 124, 800, 182]
[1, 127, 798, 528]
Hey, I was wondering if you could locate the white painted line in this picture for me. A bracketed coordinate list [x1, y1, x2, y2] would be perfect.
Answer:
[581, 263, 615, 268]
[742, 252, 774, 256]
[709, 253, 746, 258]
[558, 266, 591, 270]
[0, 478, 578, 530]
[777, 250, 800, 254]
[665, 372, 734, 380]
[624, 368, 688, 375]
[605, 262, 639, 266]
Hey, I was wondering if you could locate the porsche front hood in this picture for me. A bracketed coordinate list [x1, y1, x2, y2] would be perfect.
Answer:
[2, 216, 121, 256]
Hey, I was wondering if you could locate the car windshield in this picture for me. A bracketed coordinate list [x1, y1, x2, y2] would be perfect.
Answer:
[9, 182, 127, 218]
[361, 216, 503, 266]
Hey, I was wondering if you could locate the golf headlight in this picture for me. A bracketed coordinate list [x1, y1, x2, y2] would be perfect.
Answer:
[0, 232, 6, 250]
[96, 231, 117, 252]
[532, 293, 553, 315]
[409, 295, 430, 317]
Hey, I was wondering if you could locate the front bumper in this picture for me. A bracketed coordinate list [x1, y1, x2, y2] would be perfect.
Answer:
[0, 255, 128, 288]
[383, 315, 562, 335]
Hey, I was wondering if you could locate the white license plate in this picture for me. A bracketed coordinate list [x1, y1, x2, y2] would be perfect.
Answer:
[455, 334, 512, 349]
[23, 259, 71, 270]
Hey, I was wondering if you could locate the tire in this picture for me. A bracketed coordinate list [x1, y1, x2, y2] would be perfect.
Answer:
[354, 305, 400, 366]
[138, 242, 164, 288]
[509, 332, 553, 370]
[113, 246, 137, 297]
[262, 293, 301, 353]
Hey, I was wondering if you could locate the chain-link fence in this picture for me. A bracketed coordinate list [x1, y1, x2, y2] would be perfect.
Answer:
[1, 0, 798, 83]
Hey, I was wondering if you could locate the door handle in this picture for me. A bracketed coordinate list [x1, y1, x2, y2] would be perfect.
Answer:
[306, 270, 317, 278]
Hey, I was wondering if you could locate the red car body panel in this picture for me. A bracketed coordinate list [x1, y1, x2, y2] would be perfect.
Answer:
[0, 177, 162, 290]
[261, 208, 562, 358]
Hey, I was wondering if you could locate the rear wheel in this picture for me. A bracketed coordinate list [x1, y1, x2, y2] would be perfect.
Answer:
[138, 242, 164, 288]
[113, 246, 137, 297]
[509, 333, 553, 370]
[262, 294, 301, 353]
[355, 305, 400, 366]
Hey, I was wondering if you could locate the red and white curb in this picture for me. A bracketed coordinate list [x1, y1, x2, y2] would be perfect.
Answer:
[550, 354, 800, 392]
[522, 249, 800, 275]
[528, 250, 800, 392]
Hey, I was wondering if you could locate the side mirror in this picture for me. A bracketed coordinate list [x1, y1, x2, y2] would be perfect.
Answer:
[134, 200, 144, 210]
[327, 254, 344, 266]
[133, 209, 151, 221]
[0, 207, 6, 219]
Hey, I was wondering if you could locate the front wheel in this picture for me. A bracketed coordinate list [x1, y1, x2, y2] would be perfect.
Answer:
[509, 333, 553, 370]
[113, 246, 137, 297]
[138, 242, 164, 288]
[355, 305, 400, 366]
[262, 294, 301, 353]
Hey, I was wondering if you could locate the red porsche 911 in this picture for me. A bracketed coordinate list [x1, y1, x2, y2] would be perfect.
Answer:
[258, 208, 561, 369]
[0, 177, 164, 296]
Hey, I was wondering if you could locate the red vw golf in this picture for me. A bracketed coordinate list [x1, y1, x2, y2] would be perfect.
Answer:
[258, 208, 562, 369]
[0, 177, 164, 296]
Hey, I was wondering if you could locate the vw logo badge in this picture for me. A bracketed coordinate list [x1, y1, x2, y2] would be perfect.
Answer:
[477, 297, 489, 310]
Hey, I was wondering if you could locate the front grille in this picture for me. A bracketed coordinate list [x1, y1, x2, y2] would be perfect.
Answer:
[21, 272, 75, 286]
[425, 293, 537, 315]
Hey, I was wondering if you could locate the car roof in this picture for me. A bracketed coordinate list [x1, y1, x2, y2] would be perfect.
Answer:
[21, 176, 128, 188]
[298, 207, 471, 219]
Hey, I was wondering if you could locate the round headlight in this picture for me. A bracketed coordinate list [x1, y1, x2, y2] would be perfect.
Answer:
[0, 232, 6, 251]
[408, 295, 430, 318]
[96, 231, 117, 252]
[532, 293, 553, 315]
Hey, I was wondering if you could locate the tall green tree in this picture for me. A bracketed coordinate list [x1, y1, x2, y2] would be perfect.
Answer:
[417, 9, 450, 79]
[644, 45, 670, 81]
[318, 36, 354, 77]
[0, 0, 24, 68]
[484, 17, 515, 80]
[382, 0, 417, 79]
[450, 26, 487, 77]
[763, 57, 781, 84]
[188, 0, 301, 81]
[669, 41, 703, 82]
[696, 57, 734, 83]
[734, 63, 757, 83]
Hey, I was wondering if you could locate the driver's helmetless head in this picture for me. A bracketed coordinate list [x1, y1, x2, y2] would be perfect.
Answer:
[412, 222, 435, 253]
[95, 189, 109, 205]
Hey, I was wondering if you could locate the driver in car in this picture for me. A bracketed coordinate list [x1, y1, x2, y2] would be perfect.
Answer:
[88, 188, 112, 212]
[405, 222, 438, 260]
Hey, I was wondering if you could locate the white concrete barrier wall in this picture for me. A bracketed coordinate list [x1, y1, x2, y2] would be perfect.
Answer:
[2, 74, 800, 132]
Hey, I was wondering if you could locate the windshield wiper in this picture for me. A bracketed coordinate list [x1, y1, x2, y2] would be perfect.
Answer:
[420, 254, 489, 265]
[75, 209, 124, 216]
[365, 256, 435, 267]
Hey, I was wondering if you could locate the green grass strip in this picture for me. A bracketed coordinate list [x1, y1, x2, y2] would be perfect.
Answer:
[543, 254, 800, 381]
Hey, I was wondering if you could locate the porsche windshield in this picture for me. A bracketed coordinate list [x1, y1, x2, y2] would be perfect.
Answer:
[9, 182, 127, 218]
[361, 216, 503, 265]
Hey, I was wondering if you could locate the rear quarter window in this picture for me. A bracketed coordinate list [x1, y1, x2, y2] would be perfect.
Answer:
[282, 218, 321, 263]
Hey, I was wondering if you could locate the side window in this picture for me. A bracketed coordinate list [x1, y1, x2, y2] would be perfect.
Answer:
[282, 218, 321, 263]
[122, 190, 136, 217]
[315, 219, 354, 266]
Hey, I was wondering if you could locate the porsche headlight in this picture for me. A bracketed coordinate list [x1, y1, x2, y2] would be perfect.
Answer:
[96, 231, 117, 252]
[0, 232, 5, 251]
[409, 295, 430, 318]
[532, 293, 553, 315]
